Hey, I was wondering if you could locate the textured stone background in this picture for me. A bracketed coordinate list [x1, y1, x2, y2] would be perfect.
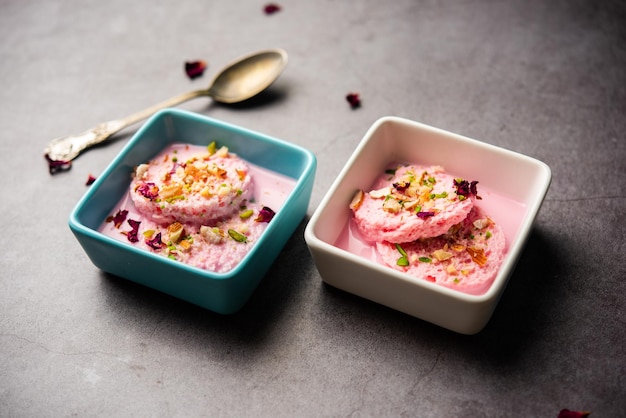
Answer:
[1, 0, 624, 416]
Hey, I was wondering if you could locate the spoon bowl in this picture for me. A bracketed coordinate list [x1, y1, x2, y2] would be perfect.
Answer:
[44, 48, 288, 163]
[208, 49, 288, 103]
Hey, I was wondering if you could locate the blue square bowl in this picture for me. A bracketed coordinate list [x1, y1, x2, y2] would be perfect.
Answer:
[69, 109, 317, 313]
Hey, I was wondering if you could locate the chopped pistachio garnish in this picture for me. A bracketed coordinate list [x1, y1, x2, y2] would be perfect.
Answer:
[240, 209, 254, 219]
[395, 244, 409, 266]
[207, 141, 217, 155]
[228, 229, 248, 243]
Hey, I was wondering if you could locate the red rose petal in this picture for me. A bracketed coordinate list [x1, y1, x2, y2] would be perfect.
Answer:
[255, 206, 276, 223]
[146, 232, 164, 250]
[127, 219, 141, 243]
[558, 410, 591, 418]
[264, 3, 281, 14]
[86, 174, 96, 186]
[45, 154, 72, 175]
[453, 178, 480, 199]
[416, 211, 435, 219]
[110, 209, 128, 228]
[346, 92, 361, 109]
[136, 182, 159, 200]
[185, 60, 207, 79]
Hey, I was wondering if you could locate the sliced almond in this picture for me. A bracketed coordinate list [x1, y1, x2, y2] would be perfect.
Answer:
[369, 187, 391, 199]
[167, 222, 184, 243]
[349, 190, 364, 211]
[134, 164, 149, 180]
[403, 199, 420, 210]
[466, 246, 487, 266]
[382, 198, 402, 213]
[432, 249, 453, 261]
[473, 218, 489, 230]
[215, 146, 229, 158]
[178, 240, 192, 251]
[200, 226, 226, 244]
[160, 183, 183, 199]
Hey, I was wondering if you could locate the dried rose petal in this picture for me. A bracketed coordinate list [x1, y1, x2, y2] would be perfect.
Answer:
[127, 219, 141, 243]
[136, 182, 159, 200]
[453, 178, 480, 199]
[108, 209, 128, 228]
[346, 92, 361, 109]
[416, 211, 435, 219]
[393, 180, 409, 193]
[45, 154, 72, 175]
[255, 206, 276, 223]
[453, 178, 470, 197]
[264, 3, 281, 14]
[146, 232, 164, 250]
[86, 174, 96, 185]
[557, 410, 591, 418]
[470, 180, 479, 196]
[185, 60, 207, 79]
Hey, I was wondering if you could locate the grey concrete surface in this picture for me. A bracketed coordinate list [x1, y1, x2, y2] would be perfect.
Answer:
[1, 0, 624, 416]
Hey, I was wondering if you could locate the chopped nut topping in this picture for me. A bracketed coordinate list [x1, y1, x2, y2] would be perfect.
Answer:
[200, 186, 213, 198]
[135, 164, 149, 180]
[178, 240, 192, 251]
[403, 199, 420, 210]
[167, 222, 184, 243]
[450, 244, 465, 253]
[160, 183, 183, 199]
[215, 146, 229, 158]
[349, 190, 364, 211]
[473, 218, 489, 229]
[369, 187, 391, 199]
[217, 184, 232, 197]
[432, 249, 453, 261]
[382, 198, 402, 213]
[207, 164, 227, 178]
[200, 226, 226, 244]
[236, 169, 247, 180]
[422, 199, 435, 210]
[466, 246, 487, 266]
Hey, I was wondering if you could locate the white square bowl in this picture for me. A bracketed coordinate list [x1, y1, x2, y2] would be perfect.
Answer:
[304, 116, 551, 334]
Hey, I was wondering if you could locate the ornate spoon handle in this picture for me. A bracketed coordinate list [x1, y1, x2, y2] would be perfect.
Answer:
[44, 89, 209, 162]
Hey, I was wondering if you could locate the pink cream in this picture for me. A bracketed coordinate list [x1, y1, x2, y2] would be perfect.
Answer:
[336, 180, 527, 293]
[99, 143, 296, 273]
